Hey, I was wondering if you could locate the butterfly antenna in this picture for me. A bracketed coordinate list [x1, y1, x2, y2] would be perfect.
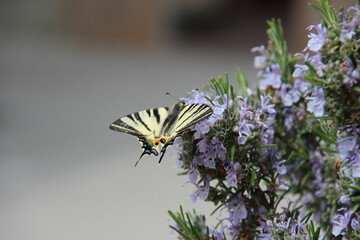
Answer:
[166, 92, 180, 101]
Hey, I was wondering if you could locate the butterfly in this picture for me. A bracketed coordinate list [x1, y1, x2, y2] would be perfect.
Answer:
[109, 101, 213, 166]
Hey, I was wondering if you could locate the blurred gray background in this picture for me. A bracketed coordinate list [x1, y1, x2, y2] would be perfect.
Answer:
[0, 0, 350, 239]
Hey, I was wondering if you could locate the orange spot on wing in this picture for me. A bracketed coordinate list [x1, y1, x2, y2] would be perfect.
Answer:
[153, 137, 170, 145]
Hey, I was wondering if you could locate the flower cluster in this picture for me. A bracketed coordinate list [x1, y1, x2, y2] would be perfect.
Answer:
[172, 75, 288, 239]
[257, 208, 309, 240]
[168, 1, 360, 239]
[252, 16, 339, 228]
[298, 3, 360, 125]
[295, 2, 360, 238]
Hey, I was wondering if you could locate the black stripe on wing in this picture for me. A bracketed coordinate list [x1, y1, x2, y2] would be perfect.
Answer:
[157, 104, 213, 164]
[174, 104, 213, 133]
[109, 118, 144, 137]
[162, 102, 185, 134]
[133, 112, 151, 132]
[153, 108, 161, 123]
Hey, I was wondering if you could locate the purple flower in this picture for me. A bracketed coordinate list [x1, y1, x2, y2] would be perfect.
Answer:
[209, 228, 224, 240]
[293, 78, 311, 93]
[340, 13, 357, 42]
[208, 95, 228, 125]
[348, 4, 360, 17]
[340, 57, 358, 88]
[189, 165, 199, 184]
[181, 90, 209, 105]
[308, 53, 327, 77]
[197, 137, 208, 153]
[193, 121, 211, 139]
[275, 217, 291, 229]
[260, 95, 276, 115]
[225, 161, 241, 187]
[351, 213, 360, 231]
[259, 64, 282, 91]
[305, 24, 327, 52]
[259, 211, 308, 239]
[307, 151, 328, 199]
[195, 136, 226, 169]
[277, 176, 289, 191]
[257, 232, 272, 240]
[339, 195, 352, 206]
[190, 177, 210, 203]
[283, 108, 295, 132]
[338, 129, 358, 159]
[349, 148, 360, 178]
[306, 87, 326, 117]
[273, 159, 287, 175]
[251, 45, 266, 54]
[192, 95, 228, 139]
[281, 84, 301, 106]
[254, 96, 276, 129]
[236, 97, 255, 121]
[293, 53, 309, 78]
[201, 154, 216, 169]
[352, 70, 360, 80]
[332, 208, 352, 237]
[252, 45, 268, 69]
[254, 55, 268, 69]
[340, 20, 356, 43]
[338, 127, 360, 178]
[173, 137, 184, 168]
[226, 194, 248, 226]
[234, 117, 254, 145]
[212, 137, 227, 161]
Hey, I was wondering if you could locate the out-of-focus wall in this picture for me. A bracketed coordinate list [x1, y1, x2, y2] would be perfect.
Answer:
[59, 0, 163, 47]
[0, 0, 58, 32]
[1, 0, 340, 50]
[57, 0, 291, 49]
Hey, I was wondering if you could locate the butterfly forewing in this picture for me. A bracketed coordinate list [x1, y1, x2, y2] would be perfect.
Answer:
[110, 107, 169, 136]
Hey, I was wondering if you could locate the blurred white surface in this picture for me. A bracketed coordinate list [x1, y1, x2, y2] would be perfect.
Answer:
[0, 33, 256, 239]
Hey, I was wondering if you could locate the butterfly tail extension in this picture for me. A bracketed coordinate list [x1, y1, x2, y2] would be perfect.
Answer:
[158, 148, 166, 165]
[158, 139, 175, 164]
[135, 151, 148, 167]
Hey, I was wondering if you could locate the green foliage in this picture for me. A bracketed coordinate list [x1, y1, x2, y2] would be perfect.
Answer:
[168, 206, 219, 240]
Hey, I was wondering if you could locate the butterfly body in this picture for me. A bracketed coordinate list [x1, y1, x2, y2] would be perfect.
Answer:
[110, 101, 213, 165]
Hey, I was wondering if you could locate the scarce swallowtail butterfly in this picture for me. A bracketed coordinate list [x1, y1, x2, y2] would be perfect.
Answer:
[109, 101, 213, 166]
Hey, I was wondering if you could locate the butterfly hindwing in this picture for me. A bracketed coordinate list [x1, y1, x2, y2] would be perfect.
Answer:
[109, 101, 213, 165]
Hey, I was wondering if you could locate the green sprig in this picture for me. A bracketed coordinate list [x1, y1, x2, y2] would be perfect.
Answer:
[309, 0, 338, 27]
